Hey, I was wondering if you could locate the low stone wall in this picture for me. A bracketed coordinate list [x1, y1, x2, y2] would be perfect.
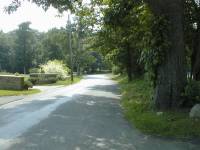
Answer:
[0, 75, 24, 90]
[30, 73, 58, 84]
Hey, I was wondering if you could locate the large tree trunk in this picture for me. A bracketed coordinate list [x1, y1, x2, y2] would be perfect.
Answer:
[192, 30, 200, 81]
[192, 9, 200, 81]
[146, 0, 187, 110]
[193, 54, 200, 80]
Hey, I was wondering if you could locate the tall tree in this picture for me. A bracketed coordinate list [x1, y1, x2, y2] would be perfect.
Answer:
[15, 22, 36, 73]
[42, 28, 68, 62]
[145, 0, 187, 109]
[188, 0, 200, 80]
[7, 0, 188, 110]
[97, 0, 146, 81]
[0, 31, 12, 71]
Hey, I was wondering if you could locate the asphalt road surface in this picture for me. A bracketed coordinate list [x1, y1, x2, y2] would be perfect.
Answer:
[0, 74, 199, 150]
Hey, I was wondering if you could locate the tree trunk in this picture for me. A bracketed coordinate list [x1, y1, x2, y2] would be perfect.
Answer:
[193, 55, 200, 80]
[127, 46, 133, 81]
[192, 31, 200, 80]
[192, 9, 200, 81]
[146, 0, 187, 110]
[77, 63, 81, 76]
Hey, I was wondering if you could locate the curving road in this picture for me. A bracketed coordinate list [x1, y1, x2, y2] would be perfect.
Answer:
[0, 74, 199, 150]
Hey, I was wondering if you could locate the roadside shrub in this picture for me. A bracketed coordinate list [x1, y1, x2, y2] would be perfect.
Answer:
[183, 80, 200, 107]
[40, 60, 70, 80]
[29, 77, 37, 85]
[24, 79, 33, 90]
[29, 68, 41, 73]
[15, 72, 20, 76]
[116, 76, 200, 139]
[112, 66, 121, 75]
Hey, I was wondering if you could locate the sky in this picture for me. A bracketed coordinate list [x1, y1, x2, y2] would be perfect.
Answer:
[0, 0, 69, 33]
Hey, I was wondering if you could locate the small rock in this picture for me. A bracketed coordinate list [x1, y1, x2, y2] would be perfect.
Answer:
[189, 104, 200, 118]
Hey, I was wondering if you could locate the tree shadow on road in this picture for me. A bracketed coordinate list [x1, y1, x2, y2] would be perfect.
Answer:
[6, 92, 200, 150]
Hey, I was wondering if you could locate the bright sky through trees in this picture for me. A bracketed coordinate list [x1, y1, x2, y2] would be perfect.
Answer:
[0, 0, 69, 32]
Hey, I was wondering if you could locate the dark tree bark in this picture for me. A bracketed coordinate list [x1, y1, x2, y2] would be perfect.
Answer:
[126, 45, 133, 81]
[146, 0, 187, 110]
[192, 9, 200, 81]
[192, 31, 200, 80]
[193, 56, 200, 80]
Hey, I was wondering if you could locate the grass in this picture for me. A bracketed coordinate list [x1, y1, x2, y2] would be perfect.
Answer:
[114, 75, 200, 139]
[0, 72, 41, 96]
[0, 89, 41, 97]
[38, 76, 82, 86]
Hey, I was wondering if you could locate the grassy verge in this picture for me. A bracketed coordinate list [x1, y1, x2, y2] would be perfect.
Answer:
[114, 75, 200, 139]
[0, 89, 41, 97]
[38, 76, 82, 86]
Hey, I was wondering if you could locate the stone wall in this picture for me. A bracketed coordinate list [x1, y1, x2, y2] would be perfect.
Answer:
[0, 75, 24, 90]
[30, 73, 58, 84]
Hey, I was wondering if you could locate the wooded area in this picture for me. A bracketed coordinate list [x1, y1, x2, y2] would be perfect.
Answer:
[2, 0, 200, 112]
[0, 21, 106, 75]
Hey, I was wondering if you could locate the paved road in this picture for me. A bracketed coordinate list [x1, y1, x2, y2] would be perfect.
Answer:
[0, 74, 199, 150]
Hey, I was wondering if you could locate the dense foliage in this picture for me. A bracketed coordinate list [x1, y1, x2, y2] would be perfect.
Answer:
[40, 60, 70, 80]
[116, 76, 200, 139]
[0, 22, 105, 75]
[94, 0, 200, 109]
[4, 0, 200, 110]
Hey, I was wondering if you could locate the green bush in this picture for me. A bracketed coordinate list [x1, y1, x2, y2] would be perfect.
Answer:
[29, 78, 37, 85]
[14, 72, 20, 76]
[114, 76, 200, 139]
[29, 68, 41, 73]
[24, 79, 33, 90]
[183, 80, 200, 106]
[40, 60, 70, 80]
[112, 66, 121, 75]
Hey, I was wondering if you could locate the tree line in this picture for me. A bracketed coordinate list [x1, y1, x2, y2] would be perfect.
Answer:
[0, 21, 106, 74]
[6, 0, 200, 111]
